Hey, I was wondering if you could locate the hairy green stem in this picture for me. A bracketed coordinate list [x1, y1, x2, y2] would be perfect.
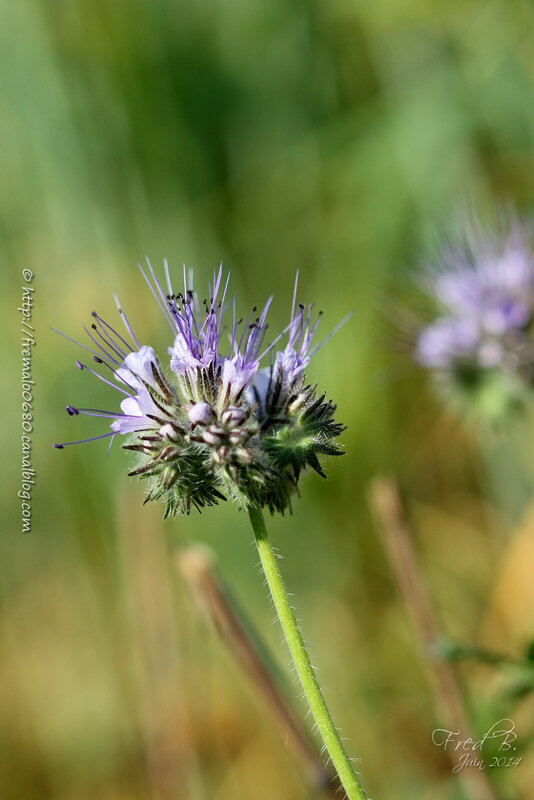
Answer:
[248, 505, 367, 800]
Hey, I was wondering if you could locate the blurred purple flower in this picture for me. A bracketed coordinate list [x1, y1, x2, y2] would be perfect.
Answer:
[416, 317, 479, 369]
[416, 221, 534, 374]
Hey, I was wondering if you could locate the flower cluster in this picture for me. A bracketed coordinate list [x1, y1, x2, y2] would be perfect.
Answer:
[54, 262, 347, 515]
[415, 220, 534, 421]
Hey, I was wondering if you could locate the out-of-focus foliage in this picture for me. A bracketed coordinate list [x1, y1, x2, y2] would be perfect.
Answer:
[3, 1, 534, 798]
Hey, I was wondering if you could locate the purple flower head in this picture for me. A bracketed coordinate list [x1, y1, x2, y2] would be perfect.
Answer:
[431, 224, 534, 334]
[55, 260, 349, 515]
[416, 220, 534, 375]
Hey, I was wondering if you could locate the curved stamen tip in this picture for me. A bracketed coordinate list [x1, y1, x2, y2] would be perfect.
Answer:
[76, 360, 83, 370]
[65, 405, 79, 415]
[91, 311, 98, 317]
[54, 431, 116, 448]
[92, 356, 104, 364]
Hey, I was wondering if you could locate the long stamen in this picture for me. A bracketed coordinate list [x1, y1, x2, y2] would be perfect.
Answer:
[210, 265, 221, 304]
[91, 311, 134, 354]
[92, 356, 138, 392]
[65, 405, 131, 419]
[90, 321, 127, 361]
[163, 258, 174, 298]
[138, 259, 177, 334]
[146, 256, 179, 329]
[295, 304, 308, 354]
[290, 269, 299, 323]
[237, 307, 257, 354]
[288, 304, 304, 350]
[297, 304, 313, 357]
[54, 431, 116, 448]
[113, 294, 141, 349]
[51, 327, 108, 362]
[218, 270, 231, 333]
[83, 325, 121, 365]
[257, 318, 294, 361]
[309, 311, 354, 357]
[76, 360, 133, 396]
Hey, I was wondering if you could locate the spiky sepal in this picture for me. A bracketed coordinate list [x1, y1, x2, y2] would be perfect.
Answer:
[260, 383, 345, 482]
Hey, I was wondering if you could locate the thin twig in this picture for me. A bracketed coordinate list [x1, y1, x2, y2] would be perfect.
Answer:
[368, 475, 499, 800]
[176, 544, 342, 798]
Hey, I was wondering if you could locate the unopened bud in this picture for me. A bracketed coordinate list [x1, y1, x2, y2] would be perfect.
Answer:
[160, 423, 178, 441]
[202, 427, 225, 446]
[188, 401, 214, 425]
[221, 406, 247, 428]
[229, 429, 247, 445]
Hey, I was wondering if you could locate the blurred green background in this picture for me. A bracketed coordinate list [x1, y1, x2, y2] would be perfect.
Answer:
[3, 1, 534, 798]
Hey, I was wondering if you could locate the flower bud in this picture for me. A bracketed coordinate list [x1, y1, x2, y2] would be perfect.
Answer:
[221, 406, 247, 428]
[228, 429, 247, 445]
[202, 427, 225, 446]
[160, 423, 177, 441]
[188, 401, 214, 425]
